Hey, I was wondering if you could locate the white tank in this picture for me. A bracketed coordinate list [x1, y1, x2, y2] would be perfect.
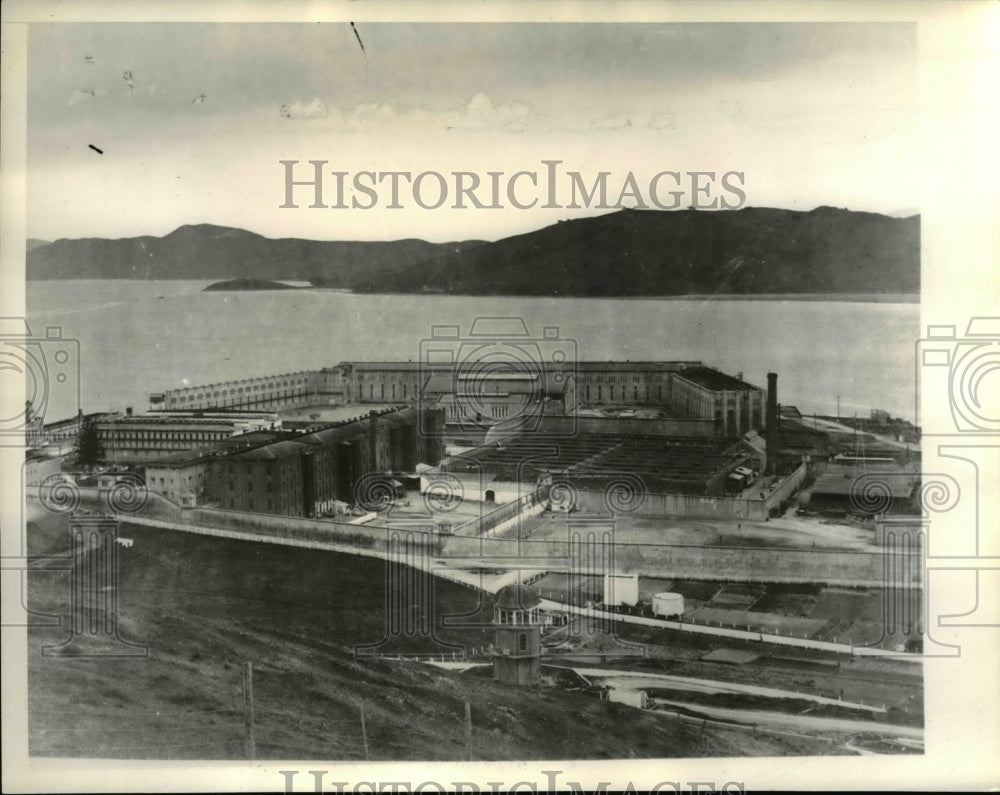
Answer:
[652, 592, 684, 618]
[604, 573, 639, 606]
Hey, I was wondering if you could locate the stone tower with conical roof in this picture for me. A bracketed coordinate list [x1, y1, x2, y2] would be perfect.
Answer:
[492, 583, 542, 686]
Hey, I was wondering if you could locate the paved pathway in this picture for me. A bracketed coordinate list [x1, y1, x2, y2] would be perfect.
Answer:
[538, 599, 920, 662]
[652, 698, 923, 740]
[570, 667, 886, 712]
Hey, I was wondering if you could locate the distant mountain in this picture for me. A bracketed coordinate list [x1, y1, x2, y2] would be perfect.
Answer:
[27, 207, 919, 296]
[353, 206, 920, 296]
[26, 224, 484, 285]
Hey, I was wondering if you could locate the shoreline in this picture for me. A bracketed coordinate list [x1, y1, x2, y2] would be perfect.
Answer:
[27, 280, 920, 304]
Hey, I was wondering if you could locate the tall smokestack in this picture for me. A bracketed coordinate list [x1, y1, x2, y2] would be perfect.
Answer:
[766, 372, 780, 472]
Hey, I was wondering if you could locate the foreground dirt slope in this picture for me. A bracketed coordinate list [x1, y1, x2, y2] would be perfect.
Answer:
[27, 514, 846, 760]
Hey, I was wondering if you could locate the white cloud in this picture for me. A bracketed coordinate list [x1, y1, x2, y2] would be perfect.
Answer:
[454, 92, 531, 133]
[347, 102, 397, 128]
[590, 114, 634, 131]
[648, 111, 675, 130]
[279, 98, 329, 120]
[67, 88, 105, 107]
[588, 111, 678, 131]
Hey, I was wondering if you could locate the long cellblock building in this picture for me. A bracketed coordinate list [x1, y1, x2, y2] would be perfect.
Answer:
[339, 361, 700, 407]
[146, 361, 766, 439]
[149, 367, 346, 411]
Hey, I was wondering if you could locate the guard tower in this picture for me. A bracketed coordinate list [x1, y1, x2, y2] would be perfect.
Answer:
[492, 583, 542, 686]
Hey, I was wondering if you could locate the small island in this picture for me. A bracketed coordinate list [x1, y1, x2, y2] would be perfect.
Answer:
[203, 278, 299, 291]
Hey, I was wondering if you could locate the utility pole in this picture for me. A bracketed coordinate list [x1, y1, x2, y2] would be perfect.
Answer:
[836, 395, 840, 421]
[465, 701, 473, 761]
[360, 705, 370, 760]
[242, 662, 256, 760]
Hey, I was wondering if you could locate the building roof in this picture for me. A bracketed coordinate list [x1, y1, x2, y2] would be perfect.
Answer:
[97, 415, 241, 429]
[218, 407, 425, 461]
[161, 369, 317, 394]
[146, 449, 219, 467]
[447, 432, 747, 494]
[494, 583, 541, 610]
[573, 361, 702, 372]
[145, 412, 280, 425]
[220, 430, 286, 446]
[741, 430, 767, 455]
[228, 440, 309, 461]
[425, 371, 571, 397]
[41, 412, 111, 431]
[295, 406, 418, 443]
[673, 367, 761, 392]
[147, 432, 285, 466]
[298, 425, 364, 445]
[344, 360, 701, 372]
[777, 418, 831, 448]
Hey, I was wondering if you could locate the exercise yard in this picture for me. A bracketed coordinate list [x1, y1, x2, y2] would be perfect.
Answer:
[521, 510, 873, 551]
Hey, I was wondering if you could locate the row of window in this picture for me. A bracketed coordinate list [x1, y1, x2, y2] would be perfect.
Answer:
[225, 479, 275, 493]
[151, 472, 203, 486]
[495, 610, 539, 625]
[101, 430, 227, 442]
[220, 470, 290, 486]
[359, 382, 414, 400]
[584, 385, 664, 401]
[582, 374, 664, 384]
[173, 377, 310, 400]
[176, 384, 307, 403]
[359, 374, 420, 381]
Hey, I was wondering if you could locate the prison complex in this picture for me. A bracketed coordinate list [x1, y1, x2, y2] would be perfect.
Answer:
[32, 360, 778, 519]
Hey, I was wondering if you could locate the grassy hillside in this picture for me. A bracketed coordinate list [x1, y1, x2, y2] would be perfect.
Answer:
[26, 224, 484, 284]
[27, 206, 917, 297]
[355, 206, 919, 296]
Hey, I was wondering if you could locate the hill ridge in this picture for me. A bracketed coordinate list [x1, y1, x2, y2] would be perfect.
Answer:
[27, 207, 919, 295]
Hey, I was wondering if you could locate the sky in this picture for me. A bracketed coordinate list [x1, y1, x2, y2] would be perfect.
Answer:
[27, 22, 918, 242]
